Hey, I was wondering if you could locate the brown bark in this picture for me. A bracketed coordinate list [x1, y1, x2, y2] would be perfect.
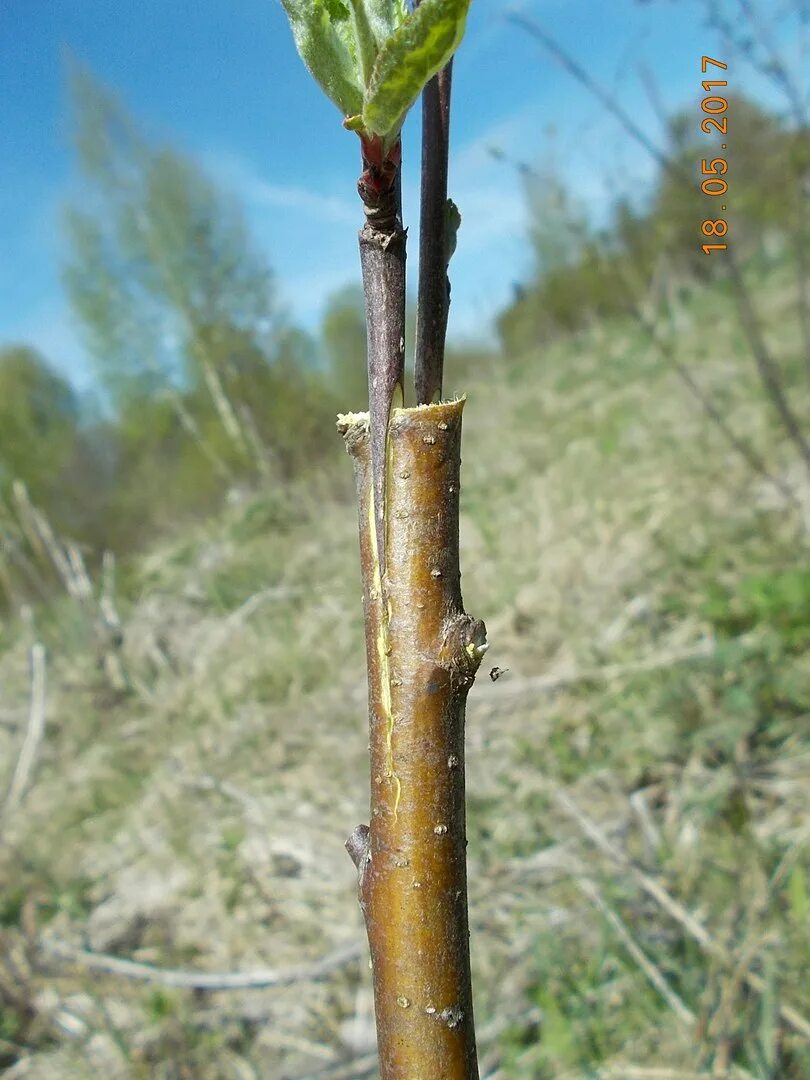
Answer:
[339, 400, 484, 1080]
[415, 62, 453, 406]
[357, 139, 406, 581]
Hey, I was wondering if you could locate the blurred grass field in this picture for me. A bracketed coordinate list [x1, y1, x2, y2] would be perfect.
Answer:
[0, 255, 808, 1079]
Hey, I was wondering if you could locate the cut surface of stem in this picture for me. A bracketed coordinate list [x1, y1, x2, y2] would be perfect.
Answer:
[339, 400, 483, 1080]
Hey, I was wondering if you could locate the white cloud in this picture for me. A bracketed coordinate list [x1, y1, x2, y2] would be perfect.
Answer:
[452, 99, 545, 179]
[203, 149, 357, 226]
[281, 265, 359, 324]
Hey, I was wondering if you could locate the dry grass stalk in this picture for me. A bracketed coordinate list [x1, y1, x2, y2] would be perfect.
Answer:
[551, 785, 810, 1041]
[2, 643, 46, 822]
[575, 876, 695, 1027]
[39, 936, 363, 991]
[475, 638, 714, 706]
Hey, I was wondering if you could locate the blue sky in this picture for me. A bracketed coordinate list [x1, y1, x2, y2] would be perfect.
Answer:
[0, 0, 779, 389]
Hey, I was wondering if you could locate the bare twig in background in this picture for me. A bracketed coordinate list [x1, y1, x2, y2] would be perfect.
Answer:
[550, 785, 810, 1041]
[507, 13, 673, 174]
[612, 205, 802, 505]
[576, 876, 695, 1026]
[707, 0, 810, 377]
[181, 773, 267, 828]
[644, 286, 799, 507]
[509, 11, 810, 482]
[727, 253, 810, 473]
[2, 643, 46, 823]
[99, 550, 121, 632]
[39, 936, 363, 991]
[487, 145, 801, 511]
[159, 386, 235, 483]
[193, 584, 304, 672]
[474, 637, 714, 707]
[96, 550, 129, 691]
[559, 1068, 755, 1080]
[11, 483, 74, 596]
[64, 543, 93, 602]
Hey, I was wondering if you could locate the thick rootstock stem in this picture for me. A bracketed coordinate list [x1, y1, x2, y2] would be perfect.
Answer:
[339, 402, 484, 1080]
[415, 62, 454, 405]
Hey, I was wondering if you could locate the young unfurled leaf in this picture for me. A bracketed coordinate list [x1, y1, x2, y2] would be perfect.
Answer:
[363, 0, 471, 142]
[280, 0, 469, 151]
[279, 0, 364, 117]
[347, 0, 378, 86]
[360, 0, 409, 49]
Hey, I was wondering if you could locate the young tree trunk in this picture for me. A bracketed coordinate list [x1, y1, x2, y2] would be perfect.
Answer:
[340, 400, 485, 1080]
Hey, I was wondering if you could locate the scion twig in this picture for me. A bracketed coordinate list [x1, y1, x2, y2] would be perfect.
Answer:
[415, 58, 454, 404]
[357, 136, 407, 580]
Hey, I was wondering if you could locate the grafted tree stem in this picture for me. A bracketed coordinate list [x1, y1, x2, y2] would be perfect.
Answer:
[339, 402, 483, 1080]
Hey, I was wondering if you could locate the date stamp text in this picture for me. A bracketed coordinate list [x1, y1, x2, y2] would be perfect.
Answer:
[701, 56, 728, 254]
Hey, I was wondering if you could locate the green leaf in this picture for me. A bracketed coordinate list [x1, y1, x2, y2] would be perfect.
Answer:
[347, 0, 379, 86]
[280, 0, 364, 117]
[360, 0, 409, 48]
[363, 0, 471, 141]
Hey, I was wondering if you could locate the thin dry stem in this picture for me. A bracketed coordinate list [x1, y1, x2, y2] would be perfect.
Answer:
[2, 643, 46, 823]
[39, 937, 362, 991]
[576, 877, 695, 1026]
[552, 784, 810, 1041]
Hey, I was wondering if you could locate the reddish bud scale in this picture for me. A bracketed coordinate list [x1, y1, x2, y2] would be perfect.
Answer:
[358, 135, 403, 199]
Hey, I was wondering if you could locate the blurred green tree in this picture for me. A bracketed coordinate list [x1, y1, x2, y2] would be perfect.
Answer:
[62, 66, 340, 540]
[497, 95, 797, 356]
[0, 346, 80, 509]
[321, 285, 369, 410]
[652, 95, 795, 275]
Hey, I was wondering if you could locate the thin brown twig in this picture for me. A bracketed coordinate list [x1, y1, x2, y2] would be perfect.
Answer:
[415, 57, 454, 405]
[357, 138, 406, 581]
[38, 937, 363, 992]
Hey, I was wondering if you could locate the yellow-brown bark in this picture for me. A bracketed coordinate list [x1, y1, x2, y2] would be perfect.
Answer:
[339, 399, 484, 1080]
